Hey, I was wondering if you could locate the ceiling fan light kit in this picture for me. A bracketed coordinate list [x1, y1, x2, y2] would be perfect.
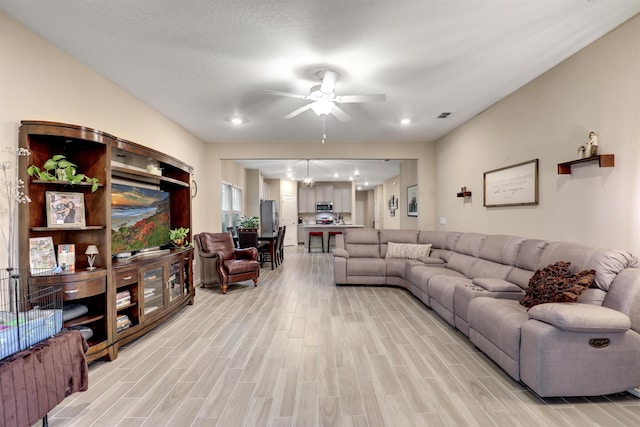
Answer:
[265, 69, 386, 124]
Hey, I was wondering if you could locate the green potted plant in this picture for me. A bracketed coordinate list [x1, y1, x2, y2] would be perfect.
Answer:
[27, 154, 100, 192]
[169, 227, 190, 247]
[238, 215, 259, 231]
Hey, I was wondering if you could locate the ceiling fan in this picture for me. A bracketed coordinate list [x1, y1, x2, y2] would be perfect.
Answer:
[264, 70, 386, 122]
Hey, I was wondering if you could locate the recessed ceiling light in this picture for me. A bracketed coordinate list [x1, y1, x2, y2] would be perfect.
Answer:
[231, 117, 243, 125]
[365, 181, 369, 186]
[357, 186, 362, 191]
[334, 172, 339, 178]
[349, 176, 353, 181]
[400, 118, 411, 125]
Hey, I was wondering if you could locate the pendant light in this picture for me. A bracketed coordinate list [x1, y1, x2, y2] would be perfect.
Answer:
[302, 159, 314, 188]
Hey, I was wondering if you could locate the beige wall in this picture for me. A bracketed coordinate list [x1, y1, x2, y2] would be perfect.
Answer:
[434, 14, 640, 254]
[400, 159, 419, 229]
[0, 13, 208, 266]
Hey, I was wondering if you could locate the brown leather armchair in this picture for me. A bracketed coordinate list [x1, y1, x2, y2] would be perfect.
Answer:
[194, 232, 260, 294]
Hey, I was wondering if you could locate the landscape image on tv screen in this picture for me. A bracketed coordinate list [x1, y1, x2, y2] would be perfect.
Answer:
[111, 183, 170, 254]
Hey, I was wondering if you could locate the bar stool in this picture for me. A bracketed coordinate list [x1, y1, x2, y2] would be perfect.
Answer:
[327, 231, 342, 251]
[308, 231, 324, 252]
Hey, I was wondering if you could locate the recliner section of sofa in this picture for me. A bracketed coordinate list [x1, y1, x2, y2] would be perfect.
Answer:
[332, 228, 640, 397]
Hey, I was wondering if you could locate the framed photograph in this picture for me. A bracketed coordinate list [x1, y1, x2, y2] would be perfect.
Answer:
[407, 185, 418, 217]
[45, 191, 86, 227]
[483, 159, 539, 207]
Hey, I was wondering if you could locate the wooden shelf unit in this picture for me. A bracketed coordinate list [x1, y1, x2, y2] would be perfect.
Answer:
[456, 191, 472, 198]
[18, 121, 194, 362]
[557, 154, 615, 174]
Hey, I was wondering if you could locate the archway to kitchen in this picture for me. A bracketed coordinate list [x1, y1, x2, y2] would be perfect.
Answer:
[204, 139, 435, 241]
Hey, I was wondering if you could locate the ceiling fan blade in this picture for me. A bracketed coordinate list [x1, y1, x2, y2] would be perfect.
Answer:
[320, 70, 339, 94]
[283, 104, 312, 119]
[335, 94, 386, 103]
[263, 89, 308, 100]
[331, 105, 351, 122]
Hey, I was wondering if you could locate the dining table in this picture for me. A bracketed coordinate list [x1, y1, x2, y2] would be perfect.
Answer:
[257, 231, 278, 270]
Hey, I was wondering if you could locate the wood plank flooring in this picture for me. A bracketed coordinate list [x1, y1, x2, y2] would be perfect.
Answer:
[39, 246, 640, 426]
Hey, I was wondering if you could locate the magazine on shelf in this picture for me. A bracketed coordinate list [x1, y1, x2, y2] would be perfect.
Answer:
[57, 244, 76, 272]
[29, 237, 57, 272]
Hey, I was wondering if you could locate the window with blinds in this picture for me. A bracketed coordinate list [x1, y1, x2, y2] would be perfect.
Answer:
[221, 182, 242, 233]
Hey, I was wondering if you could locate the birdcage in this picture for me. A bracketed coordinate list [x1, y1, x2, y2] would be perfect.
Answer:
[0, 268, 63, 359]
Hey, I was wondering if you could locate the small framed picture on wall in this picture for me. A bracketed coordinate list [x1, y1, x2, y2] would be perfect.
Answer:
[407, 185, 418, 217]
[45, 191, 86, 228]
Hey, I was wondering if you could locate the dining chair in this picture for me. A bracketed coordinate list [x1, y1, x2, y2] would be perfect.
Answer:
[237, 231, 259, 249]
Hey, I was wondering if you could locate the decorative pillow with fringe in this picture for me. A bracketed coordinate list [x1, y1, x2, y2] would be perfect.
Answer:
[520, 261, 595, 309]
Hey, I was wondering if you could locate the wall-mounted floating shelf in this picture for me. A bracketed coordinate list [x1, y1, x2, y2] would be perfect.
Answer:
[456, 191, 472, 198]
[557, 154, 614, 175]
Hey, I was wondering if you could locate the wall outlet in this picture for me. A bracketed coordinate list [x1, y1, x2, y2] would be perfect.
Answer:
[439, 217, 447, 225]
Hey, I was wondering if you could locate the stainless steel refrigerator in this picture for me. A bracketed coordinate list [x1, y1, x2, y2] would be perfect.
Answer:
[260, 200, 279, 233]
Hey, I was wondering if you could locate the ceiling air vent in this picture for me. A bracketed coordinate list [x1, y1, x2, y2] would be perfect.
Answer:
[437, 112, 452, 119]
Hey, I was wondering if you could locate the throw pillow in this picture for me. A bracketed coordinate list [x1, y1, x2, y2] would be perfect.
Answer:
[385, 242, 432, 263]
[520, 261, 595, 309]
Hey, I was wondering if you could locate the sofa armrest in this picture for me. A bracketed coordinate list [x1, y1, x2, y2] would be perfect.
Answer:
[527, 303, 631, 333]
[333, 248, 349, 258]
[472, 278, 522, 292]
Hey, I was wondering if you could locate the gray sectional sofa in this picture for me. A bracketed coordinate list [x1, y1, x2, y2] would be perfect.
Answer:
[332, 228, 640, 397]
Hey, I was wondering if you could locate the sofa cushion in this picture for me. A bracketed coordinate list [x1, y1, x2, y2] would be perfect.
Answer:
[527, 303, 630, 333]
[380, 230, 419, 257]
[453, 233, 486, 257]
[418, 230, 460, 250]
[385, 242, 432, 262]
[346, 258, 386, 276]
[445, 252, 478, 278]
[539, 242, 637, 291]
[478, 235, 526, 265]
[519, 261, 595, 309]
[344, 228, 381, 258]
[515, 239, 548, 271]
[469, 259, 513, 280]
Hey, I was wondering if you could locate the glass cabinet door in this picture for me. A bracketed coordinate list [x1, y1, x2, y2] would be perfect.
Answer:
[168, 259, 185, 303]
[142, 266, 164, 316]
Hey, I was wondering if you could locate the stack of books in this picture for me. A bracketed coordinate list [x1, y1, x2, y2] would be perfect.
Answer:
[116, 290, 131, 309]
[144, 287, 155, 299]
[116, 314, 131, 332]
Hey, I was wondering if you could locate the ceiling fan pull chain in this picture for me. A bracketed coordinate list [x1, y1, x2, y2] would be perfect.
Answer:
[322, 116, 326, 144]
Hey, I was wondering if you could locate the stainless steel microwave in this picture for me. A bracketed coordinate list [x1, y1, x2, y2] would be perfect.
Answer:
[315, 202, 333, 212]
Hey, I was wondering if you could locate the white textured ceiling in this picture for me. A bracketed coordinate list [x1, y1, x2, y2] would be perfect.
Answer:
[2, 0, 639, 187]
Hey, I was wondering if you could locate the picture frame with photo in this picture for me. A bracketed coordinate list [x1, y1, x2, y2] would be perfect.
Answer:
[407, 185, 418, 217]
[45, 191, 86, 228]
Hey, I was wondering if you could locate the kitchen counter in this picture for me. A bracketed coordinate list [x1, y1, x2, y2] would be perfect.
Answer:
[299, 224, 365, 251]
[299, 224, 365, 229]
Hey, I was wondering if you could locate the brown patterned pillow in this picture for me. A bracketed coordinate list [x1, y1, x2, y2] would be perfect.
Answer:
[520, 261, 595, 309]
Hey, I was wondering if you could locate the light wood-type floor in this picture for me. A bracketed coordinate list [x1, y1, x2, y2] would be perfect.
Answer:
[39, 246, 640, 427]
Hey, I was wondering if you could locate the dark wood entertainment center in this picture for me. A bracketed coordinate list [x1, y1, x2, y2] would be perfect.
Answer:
[18, 121, 195, 362]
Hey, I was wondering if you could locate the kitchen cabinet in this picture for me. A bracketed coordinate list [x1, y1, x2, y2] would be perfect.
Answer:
[315, 184, 334, 203]
[333, 188, 352, 213]
[298, 187, 316, 212]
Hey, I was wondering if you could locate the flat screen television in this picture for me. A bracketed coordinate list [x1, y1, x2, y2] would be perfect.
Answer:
[111, 181, 170, 255]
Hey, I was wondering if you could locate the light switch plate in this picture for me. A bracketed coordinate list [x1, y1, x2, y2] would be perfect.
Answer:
[439, 217, 447, 225]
